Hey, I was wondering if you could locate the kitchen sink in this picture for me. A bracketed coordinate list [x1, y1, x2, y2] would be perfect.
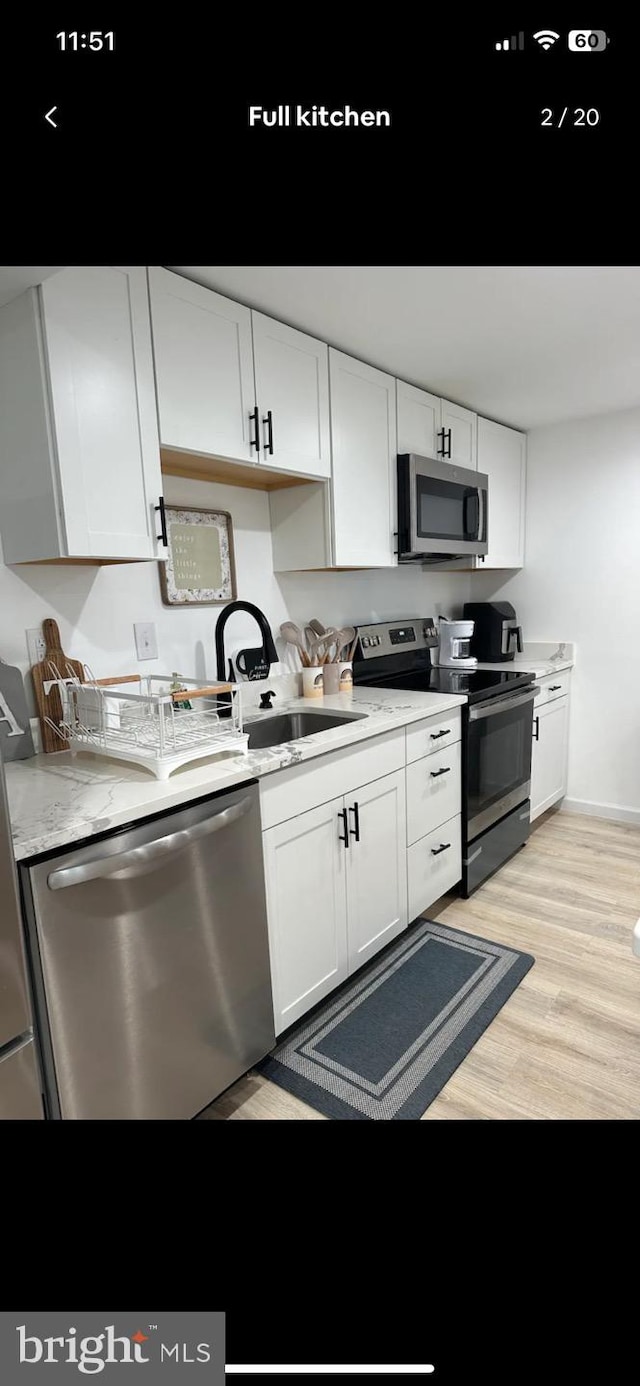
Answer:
[245, 709, 367, 750]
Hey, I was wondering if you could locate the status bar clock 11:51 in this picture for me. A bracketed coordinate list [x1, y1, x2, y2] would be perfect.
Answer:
[56, 32, 115, 50]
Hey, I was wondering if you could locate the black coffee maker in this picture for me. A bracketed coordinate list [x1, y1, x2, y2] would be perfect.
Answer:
[463, 601, 523, 662]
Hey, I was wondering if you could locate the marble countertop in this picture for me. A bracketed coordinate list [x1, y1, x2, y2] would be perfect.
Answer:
[6, 685, 466, 863]
[472, 641, 575, 679]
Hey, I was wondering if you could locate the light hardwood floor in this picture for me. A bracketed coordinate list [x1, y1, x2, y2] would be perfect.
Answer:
[199, 810, 640, 1120]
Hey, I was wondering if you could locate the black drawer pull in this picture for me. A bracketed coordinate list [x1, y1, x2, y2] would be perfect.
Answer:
[349, 801, 360, 842]
[548, 685, 562, 691]
[155, 495, 168, 546]
[430, 729, 450, 740]
[430, 766, 451, 778]
[436, 427, 446, 457]
[431, 842, 451, 856]
[533, 716, 539, 742]
[337, 808, 349, 849]
[249, 406, 260, 453]
[262, 409, 274, 455]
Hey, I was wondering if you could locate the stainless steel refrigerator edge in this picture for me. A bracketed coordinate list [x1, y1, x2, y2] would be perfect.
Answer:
[0, 745, 44, 1118]
[21, 781, 275, 1119]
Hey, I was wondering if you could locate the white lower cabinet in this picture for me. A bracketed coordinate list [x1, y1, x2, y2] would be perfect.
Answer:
[531, 696, 569, 821]
[406, 742, 461, 846]
[344, 769, 407, 972]
[263, 797, 349, 1034]
[263, 767, 407, 1035]
[407, 815, 462, 921]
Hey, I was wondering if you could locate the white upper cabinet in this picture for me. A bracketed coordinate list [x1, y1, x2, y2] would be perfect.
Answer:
[477, 418, 526, 568]
[397, 381, 441, 458]
[251, 312, 330, 477]
[397, 381, 477, 469]
[329, 349, 397, 567]
[440, 399, 478, 469]
[148, 268, 256, 462]
[0, 267, 165, 563]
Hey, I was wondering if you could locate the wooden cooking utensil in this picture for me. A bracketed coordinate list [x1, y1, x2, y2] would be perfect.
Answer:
[31, 618, 86, 753]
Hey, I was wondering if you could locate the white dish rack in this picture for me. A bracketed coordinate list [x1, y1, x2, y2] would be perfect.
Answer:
[43, 671, 248, 779]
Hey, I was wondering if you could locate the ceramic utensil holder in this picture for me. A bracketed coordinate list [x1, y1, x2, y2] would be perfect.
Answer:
[302, 667, 324, 699]
[338, 661, 353, 693]
[322, 663, 340, 695]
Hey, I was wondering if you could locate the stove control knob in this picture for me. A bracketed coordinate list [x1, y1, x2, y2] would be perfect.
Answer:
[362, 637, 370, 648]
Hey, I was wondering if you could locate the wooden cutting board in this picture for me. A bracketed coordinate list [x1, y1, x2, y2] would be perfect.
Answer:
[31, 619, 85, 753]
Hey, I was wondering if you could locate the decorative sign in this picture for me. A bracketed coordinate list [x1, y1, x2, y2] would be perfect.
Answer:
[159, 506, 237, 606]
[0, 659, 34, 762]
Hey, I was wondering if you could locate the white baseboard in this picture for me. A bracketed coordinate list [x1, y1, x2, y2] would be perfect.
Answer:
[561, 798, 640, 827]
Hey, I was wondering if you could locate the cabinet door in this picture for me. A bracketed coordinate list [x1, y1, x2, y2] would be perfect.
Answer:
[263, 798, 349, 1034]
[252, 312, 330, 478]
[345, 769, 408, 973]
[41, 267, 164, 560]
[531, 697, 569, 821]
[477, 417, 526, 568]
[329, 349, 397, 566]
[440, 399, 477, 469]
[148, 268, 256, 462]
[397, 380, 440, 458]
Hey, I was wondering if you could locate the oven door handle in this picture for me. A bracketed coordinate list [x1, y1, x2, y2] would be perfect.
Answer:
[469, 687, 539, 721]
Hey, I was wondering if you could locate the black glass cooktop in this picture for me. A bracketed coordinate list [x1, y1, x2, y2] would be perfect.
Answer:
[358, 666, 536, 705]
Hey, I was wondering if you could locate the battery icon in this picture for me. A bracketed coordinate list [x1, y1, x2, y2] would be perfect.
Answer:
[568, 30, 609, 50]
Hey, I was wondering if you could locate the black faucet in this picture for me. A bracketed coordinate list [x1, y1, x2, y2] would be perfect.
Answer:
[215, 600, 278, 684]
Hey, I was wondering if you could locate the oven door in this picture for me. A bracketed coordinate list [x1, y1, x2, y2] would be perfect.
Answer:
[466, 686, 537, 840]
[398, 454, 488, 559]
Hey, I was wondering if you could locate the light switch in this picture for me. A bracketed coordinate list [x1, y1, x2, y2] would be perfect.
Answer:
[134, 622, 158, 661]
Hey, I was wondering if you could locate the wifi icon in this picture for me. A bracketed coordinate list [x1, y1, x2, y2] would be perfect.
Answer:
[534, 29, 560, 49]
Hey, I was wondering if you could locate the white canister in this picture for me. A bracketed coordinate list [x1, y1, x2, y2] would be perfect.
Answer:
[338, 661, 353, 693]
[322, 662, 340, 695]
[302, 666, 324, 699]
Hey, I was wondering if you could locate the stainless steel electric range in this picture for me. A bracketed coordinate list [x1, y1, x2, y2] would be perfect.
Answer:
[352, 617, 538, 896]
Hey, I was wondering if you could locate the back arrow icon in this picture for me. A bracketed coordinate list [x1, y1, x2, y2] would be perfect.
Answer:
[45, 106, 58, 127]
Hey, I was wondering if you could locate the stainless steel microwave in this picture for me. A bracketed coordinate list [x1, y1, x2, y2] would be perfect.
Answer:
[397, 453, 488, 563]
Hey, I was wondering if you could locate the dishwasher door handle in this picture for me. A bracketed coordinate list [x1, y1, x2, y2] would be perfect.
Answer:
[46, 795, 254, 890]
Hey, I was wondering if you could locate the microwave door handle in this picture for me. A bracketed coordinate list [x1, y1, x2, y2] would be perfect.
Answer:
[463, 491, 479, 538]
[478, 484, 486, 544]
[46, 795, 254, 890]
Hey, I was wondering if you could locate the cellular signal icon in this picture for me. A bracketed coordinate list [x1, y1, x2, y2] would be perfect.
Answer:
[495, 32, 525, 51]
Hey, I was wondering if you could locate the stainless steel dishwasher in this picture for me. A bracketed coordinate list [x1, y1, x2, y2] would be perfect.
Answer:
[21, 781, 275, 1119]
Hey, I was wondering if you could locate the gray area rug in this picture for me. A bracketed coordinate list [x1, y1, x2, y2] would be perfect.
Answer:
[258, 919, 534, 1119]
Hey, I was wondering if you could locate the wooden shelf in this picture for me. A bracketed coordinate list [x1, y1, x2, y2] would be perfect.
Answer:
[160, 447, 320, 491]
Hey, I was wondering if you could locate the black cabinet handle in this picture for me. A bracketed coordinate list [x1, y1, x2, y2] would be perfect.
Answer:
[249, 406, 260, 453]
[430, 766, 451, 778]
[436, 427, 445, 457]
[338, 808, 349, 849]
[431, 842, 451, 856]
[155, 496, 168, 547]
[349, 801, 360, 842]
[445, 428, 452, 458]
[262, 409, 274, 455]
[430, 729, 450, 740]
[548, 685, 562, 691]
[533, 716, 539, 741]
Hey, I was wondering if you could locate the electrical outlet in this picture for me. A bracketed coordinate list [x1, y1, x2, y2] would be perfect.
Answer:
[26, 628, 47, 666]
[134, 622, 158, 661]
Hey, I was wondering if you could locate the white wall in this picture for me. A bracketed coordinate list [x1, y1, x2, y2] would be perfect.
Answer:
[474, 406, 640, 820]
[0, 474, 471, 714]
